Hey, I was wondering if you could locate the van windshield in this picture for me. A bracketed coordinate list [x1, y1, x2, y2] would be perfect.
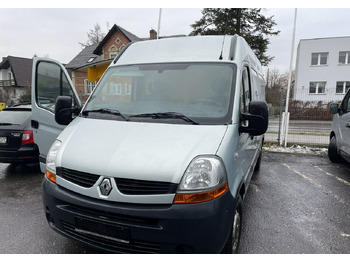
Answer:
[83, 63, 236, 125]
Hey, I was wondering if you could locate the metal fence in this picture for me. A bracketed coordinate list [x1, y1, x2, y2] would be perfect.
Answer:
[264, 89, 343, 147]
[0, 79, 15, 87]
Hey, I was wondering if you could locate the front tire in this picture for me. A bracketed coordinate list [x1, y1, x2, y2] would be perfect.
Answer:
[222, 196, 242, 254]
[328, 136, 342, 163]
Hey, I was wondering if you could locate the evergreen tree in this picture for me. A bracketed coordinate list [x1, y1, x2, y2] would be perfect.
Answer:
[190, 8, 280, 66]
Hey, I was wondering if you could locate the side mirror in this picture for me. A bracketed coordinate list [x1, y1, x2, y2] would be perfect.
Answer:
[55, 96, 80, 125]
[329, 103, 339, 114]
[240, 101, 269, 136]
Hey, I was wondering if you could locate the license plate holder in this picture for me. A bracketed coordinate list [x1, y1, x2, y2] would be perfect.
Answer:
[75, 217, 130, 244]
[0, 137, 7, 144]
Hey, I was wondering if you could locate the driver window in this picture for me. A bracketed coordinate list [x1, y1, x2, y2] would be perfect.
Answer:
[36, 61, 76, 112]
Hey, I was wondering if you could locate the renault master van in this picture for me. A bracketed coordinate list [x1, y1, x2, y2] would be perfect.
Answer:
[32, 35, 268, 253]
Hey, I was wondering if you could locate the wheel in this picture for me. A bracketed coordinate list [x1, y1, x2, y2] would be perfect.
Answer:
[328, 136, 342, 163]
[222, 196, 242, 254]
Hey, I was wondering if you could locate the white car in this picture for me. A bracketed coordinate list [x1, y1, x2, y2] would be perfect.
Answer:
[329, 88, 350, 163]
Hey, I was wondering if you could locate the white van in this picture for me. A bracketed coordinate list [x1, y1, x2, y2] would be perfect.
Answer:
[32, 35, 268, 253]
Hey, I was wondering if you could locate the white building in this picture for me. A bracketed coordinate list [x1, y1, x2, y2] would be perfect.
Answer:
[294, 36, 350, 103]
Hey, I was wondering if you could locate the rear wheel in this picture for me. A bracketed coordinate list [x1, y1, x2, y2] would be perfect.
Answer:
[222, 196, 242, 254]
[328, 136, 342, 163]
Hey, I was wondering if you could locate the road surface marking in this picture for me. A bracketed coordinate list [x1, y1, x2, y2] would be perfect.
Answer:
[314, 166, 350, 187]
[281, 163, 347, 206]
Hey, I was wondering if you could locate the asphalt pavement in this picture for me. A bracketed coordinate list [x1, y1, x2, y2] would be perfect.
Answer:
[0, 151, 349, 254]
[240, 152, 350, 254]
[0, 163, 95, 254]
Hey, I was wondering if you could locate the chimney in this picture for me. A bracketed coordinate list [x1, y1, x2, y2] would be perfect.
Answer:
[150, 29, 157, 40]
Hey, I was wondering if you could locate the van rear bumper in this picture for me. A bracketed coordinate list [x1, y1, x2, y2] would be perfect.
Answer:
[42, 179, 237, 254]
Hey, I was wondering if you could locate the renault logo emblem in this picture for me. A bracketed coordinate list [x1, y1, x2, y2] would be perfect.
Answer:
[99, 178, 112, 196]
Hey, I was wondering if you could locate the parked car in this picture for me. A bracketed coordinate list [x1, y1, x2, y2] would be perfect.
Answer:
[328, 89, 350, 163]
[0, 104, 39, 165]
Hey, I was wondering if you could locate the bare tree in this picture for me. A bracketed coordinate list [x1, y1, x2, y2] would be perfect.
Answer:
[79, 23, 106, 48]
[266, 68, 294, 106]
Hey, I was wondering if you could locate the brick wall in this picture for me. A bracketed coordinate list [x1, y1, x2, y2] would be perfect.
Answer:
[102, 31, 130, 60]
[71, 71, 89, 102]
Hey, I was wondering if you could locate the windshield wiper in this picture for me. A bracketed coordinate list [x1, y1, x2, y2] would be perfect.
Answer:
[129, 112, 199, 125]
[82, 108, 128, 121]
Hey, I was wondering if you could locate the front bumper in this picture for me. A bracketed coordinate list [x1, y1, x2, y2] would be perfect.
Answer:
[0, 144, 39, 164]
[42, 179, 237, 254]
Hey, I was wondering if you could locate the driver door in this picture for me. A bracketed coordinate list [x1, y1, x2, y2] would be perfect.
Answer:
[31, 57, 81, 173]
[238, 66, 254, 180]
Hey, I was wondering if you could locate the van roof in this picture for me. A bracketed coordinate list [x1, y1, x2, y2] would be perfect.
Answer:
[113, 35, 262, 73]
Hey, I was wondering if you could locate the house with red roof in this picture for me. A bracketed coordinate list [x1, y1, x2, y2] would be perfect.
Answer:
[66, 24, 185, 102]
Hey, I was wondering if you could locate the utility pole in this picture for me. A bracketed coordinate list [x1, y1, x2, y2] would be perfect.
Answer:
[282, 8, 297, 147]
[278, 88, 284, 145]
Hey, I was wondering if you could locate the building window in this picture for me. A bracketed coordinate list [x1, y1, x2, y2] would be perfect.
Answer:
[109, 46, 118, 59]
[119, 44, 126, 52]
[311, 53, 328, 66]
[115, 38, 121, 44]
[336, 81, 350, 94]
[125, 83, 131, 95]
[84, 79, 96, 94]
[86, 56, 96, 63]
[109, 83, 122, 95]
[309, 82, 326, 94]
[339, 51, 350, 64]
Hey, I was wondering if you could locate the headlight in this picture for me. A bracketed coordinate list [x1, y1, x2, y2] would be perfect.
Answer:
[45, 140, 62, 183]
[174, 156, 229, 204]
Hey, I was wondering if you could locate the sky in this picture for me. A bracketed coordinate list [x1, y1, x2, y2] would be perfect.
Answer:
[1, 2, 350, 75]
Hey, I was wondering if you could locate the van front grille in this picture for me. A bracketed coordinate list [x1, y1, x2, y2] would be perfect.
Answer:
[56, 167, 178, 195]
[114, 177, 178, 195]
[57, 167, 100, 188]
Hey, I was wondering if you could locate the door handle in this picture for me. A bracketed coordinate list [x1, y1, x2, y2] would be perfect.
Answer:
[31, 120, 39, 129]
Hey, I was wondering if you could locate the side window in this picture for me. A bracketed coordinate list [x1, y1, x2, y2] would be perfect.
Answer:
[36, 61, 75, 112]
[241, 67, 251, 113]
